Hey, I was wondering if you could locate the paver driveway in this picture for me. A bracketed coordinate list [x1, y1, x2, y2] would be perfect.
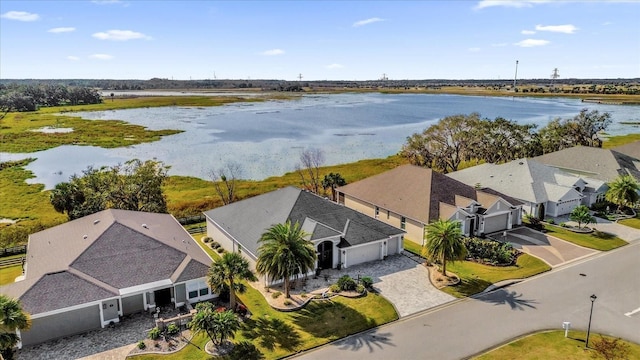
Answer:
[496, 227, 596, 267]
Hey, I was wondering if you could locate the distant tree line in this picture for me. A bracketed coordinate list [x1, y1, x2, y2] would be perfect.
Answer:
[401, 109, 612, 173]
[0, 83, 102, 112]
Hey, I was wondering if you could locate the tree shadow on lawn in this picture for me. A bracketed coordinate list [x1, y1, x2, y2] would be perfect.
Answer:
[217, 341, 265, 360]
[446, 277, 493, 297]
[242, 316, 301, 351]
[478, 289, 538, 311]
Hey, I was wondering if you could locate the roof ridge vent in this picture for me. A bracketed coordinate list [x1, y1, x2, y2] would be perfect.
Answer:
[142, 224, 149, 229]
[83, 234, 88, 240]
[93, 219, 100, 225]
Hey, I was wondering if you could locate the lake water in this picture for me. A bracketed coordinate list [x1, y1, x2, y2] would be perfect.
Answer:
[2, 93, 639, 189]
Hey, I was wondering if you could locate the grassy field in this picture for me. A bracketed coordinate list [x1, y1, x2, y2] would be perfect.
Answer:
[618, 216, 640, 229]
[402, 240, 550, 298]
[0, 264, 23, 285]
[475, 330, 640, 360]
[129, 232, 398, 360]
[441, 254, 551, 298]
[542, 224, 627, 251]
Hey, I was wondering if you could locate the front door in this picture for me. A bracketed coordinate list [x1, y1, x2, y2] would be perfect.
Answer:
[154, 288, 172, 307]
[317, 241, 333, 269]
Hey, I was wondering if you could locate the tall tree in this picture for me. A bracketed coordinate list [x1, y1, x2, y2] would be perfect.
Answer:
[209, 162, 243, 205]
[569, 205, 596, 229]
[256, 221, 317, 298]
[605, 175, 640, 212]
[571, 108, 612, 147]
[207, 252, 256, 310]
[189, 303, 240, 346]
[50, 159, 169, 220]
[401, 113, 480, 173]
[422, 219, 467, 275]
[322, 172, 346, 201]
[296, 148, 325, 194]
[0, 295, 31, 358]
[470, 118, 540, 163]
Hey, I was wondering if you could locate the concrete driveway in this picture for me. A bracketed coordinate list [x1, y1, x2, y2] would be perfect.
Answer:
[494, 227, 596, 267]
[327, 254, 455, 317]
[558, 215, 640, 243]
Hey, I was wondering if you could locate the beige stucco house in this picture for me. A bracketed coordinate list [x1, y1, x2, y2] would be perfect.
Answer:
[335, 165, 523, 245]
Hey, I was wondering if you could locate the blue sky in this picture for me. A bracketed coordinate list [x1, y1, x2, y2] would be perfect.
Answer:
[1, 0, 639, 80]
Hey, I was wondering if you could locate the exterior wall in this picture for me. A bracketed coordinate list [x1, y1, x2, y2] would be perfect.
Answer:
[122, 293, 144, 315]
[342, 194, 419, 242]
[102, 298, 119, 323]
[206, 218, 235, 254]
[184, 278, 216, 304]
[21, 305, 101, 346]
[550, 198, 582, 217]
[343, 242, 383, 268]
[343, 195, 376, 218]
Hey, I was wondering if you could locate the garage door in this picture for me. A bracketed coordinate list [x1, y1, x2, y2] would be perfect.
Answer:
[387, 237, 399, 255]
[21, 304, 101, 346]
[347, 243, 381, 267]
[122, 293, 144, 315]
[484, 213, 509, 234]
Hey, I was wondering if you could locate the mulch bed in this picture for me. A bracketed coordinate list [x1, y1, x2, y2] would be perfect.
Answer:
[128, 329, 194, 356]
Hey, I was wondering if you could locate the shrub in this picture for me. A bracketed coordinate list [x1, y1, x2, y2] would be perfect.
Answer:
[216, 247, 225, 253]
[356, 284, 365, 293]
[329, 284, 341, 293]
[148, 327, 161, 340]
[559, 222, 567, 227]
[167, 323, 180, 335]
[337, 275, 357, 291]
[137, 340, 146, 350]
[360, 276, 374, 289]
[271, 291, 282, 299]
[463, 237, 518, 266]
[210, 241, 221, 249]
[202, 236, 213, 243]
[283, 299, 292, 306]
[300, 292, 307, 298]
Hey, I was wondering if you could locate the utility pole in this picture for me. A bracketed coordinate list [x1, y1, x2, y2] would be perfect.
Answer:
[551, 68, 559, 88]
[513, 60, 519, 91]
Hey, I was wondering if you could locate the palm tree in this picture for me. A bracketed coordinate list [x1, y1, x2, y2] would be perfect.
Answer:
[207, 252, 257, 310]
[605, 175, 640, 212]
[189, 303, 240, 346]
[422, 219, 467, 276]
[0, 295, 31, 357]
[569, 205, 596, 229]
[256, 221, 317, 298]
[322, 173, 346, 201]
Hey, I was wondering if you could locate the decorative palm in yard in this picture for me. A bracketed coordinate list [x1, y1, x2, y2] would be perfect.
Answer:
[322, 172, 346, 201]
[256, 221, 317, 298]
[605, 175, 640, 212]
[207, 252, 257, 311]
[422, 219, 467, 276]
[0, 295, 31, 358]
[189, 302, 240, 346]
[569, 205, 596, 229]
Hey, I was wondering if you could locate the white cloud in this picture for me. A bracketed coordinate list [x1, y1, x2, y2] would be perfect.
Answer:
[89, 54, 114, 60]
[514, 39, 550, 47]
[325, 63, 344, 69]
[67, 56, 80, 61]
[48, 27, 76, 33]
[475, 0, 551, 9]
[468, 47, 481, 52]
[92, 30, 151, 41]
[261, 49, 284, 56]
[353, 17, 384, 27]
[1, 11, 40, 21]
[535, 24, 578, 34]
[521, 30, 536, 35]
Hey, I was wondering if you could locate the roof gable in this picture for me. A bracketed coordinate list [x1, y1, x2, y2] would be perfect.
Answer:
[71, 222, 186, 288]
[175, 259, 211, 283]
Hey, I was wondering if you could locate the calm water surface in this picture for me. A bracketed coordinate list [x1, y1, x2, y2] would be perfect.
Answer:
[2, 93, 639, 189]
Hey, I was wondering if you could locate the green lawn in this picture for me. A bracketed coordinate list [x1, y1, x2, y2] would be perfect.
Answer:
[141, 234, 397, 360]
[618, 216, 640, 230]
[442, 254, 551, 298]
[0, 264, 23, 285]
[475, 330, 640, 360]
[542, 224, 627, 251]
[403, 239, 422, 255]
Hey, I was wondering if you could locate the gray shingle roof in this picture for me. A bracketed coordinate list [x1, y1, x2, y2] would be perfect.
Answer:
[204, 187, 404, 258]
[20, 271, 117, 314]
[176, 259, 211, 283]
[71, 222, 186, 289]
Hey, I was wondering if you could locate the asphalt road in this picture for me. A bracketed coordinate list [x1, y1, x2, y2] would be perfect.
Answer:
[295, 241, 640, 360]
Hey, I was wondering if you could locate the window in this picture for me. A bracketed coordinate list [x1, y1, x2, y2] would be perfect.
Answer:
[199, 288, 209, 296]
[387, 210, 390, 220]
[375, 206, 380, 219]
[188, 290, 198, 299]
[401, 217, 406, 230]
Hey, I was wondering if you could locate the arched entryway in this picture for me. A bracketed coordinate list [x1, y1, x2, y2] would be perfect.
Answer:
[317, 241, 333, 269]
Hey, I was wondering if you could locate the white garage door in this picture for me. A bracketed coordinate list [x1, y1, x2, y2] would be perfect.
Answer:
[347, 243, 381, 267]
[387, 237, 399, 255]
[484, 213, 509, 234]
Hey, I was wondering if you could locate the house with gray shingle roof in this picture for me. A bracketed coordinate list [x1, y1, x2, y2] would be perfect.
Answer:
[534, 145, 640, 183]
[0, 209, 215, 347]
[447, 159, 606, 219]
[204, 187, 404, 280]
[335, 165, 523, 245]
